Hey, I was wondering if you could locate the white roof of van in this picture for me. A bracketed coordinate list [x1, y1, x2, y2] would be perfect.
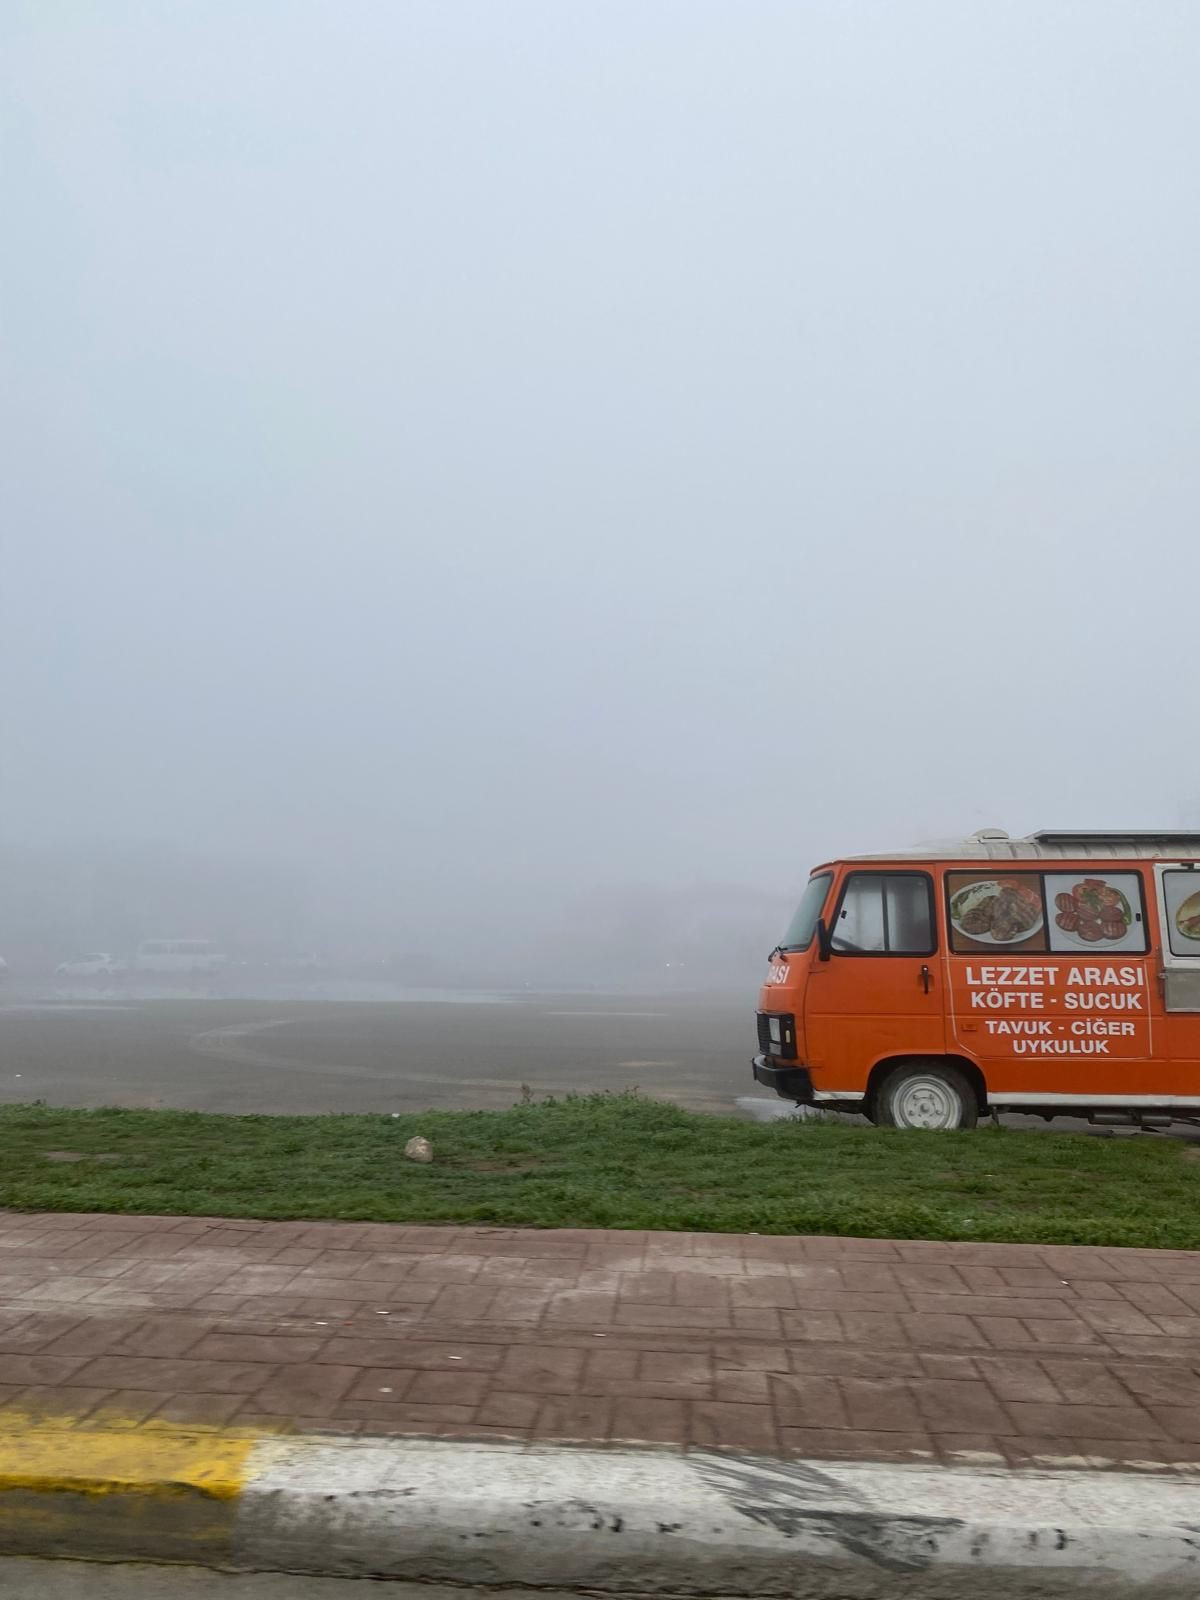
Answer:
[844, 829, 1200, 863]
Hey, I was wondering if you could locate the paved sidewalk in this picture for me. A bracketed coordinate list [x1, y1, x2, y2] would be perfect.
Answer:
[2, 1210, 1200, 1471]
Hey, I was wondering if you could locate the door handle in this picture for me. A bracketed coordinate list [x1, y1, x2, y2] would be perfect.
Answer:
[920, 964, 932, 994]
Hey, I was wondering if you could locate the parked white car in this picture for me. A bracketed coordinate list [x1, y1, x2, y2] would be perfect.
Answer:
[133, 940, 227, 975]
[55, 952, 121, 977]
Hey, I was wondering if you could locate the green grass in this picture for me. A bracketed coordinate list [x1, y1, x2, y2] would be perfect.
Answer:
[0, 1094, 1197, 1248]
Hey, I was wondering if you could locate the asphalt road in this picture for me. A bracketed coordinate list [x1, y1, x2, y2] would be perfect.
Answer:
[0, 993, 751, 1115]
[0, 1561, 574, 1598]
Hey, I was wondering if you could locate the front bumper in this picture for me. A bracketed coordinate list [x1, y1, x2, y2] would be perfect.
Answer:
[752, 1054, 814, 1103]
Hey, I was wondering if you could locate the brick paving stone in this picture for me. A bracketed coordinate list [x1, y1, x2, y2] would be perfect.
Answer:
[672, 1273, 730, 1309]
[85, 1390, 174, 1428]
[1106, 1334, 1200, 1362]
[730, 1278, 798, 1309]
[476, 1392, 542, 1429]
[534, 1395, 614, 1442]
[427, 1286, 501, 1321]
[691, 1401, 778, 1453]
[835, 1263, 901, 1293]
[974, 1317, 1037, 1348]
[120, 1320, 218, 1358]
[610, 1396, 687, 1444]
[190, 1294, 253, 1316]
[40, 1315, 147, 1356]
[731, 1308, 783, 1336]
[405, 1370, 491, 1407]
[407, 1255, 486, 1284]
[917, 1354, 979, 1381]
[1005, 1402, 1167, 1440]
[685, 1255, 748, 1280]
[893, 1265, 971, 1295]
[582, 1348, 638, 1385]
[1075, 1301, 1162, 1336]
[778, 1311, 842, 1343]
[974, 1356, 1060, 1403]
[0, 1355, 91, 1386]
[713, 1369, 771, 1403]
[957, 1266, 1007, 1293]
[900, 1313, 990, 1348]
[16, 1277, 115, 1303]
[495, 1346, 586, 1393]
[250, 1365, 361, 1415]
[1113, 1365, 1200, 1404]
[0, 1314, 88, 1352]
[834, 1312, 907, 1345]
[1148, 1316, 1200, 1338]
[6, 1386, 112, 1420]
[543, 1291, 618, 1325]
[1147, 1408, 1200, 1442]
[345, 1370, 418, 1402]
[1025, 1319, 1104, 1347]
[839, 1378, 926, 1432]
[714, 1341, 791, 1371]
[1037, 1361, 1132, 1406]
[910, 1379, 1013, 1433]
[999, 1267, 1073, 1290]
[617, 1272, 676, 1303]
[152, 1392, 248, 1427]
[1068, 1279, 1124, 1300]
[486, 1289, 548, 1324]
[640, 1351, 712, 1385]
[769, 1374, 848, 1428]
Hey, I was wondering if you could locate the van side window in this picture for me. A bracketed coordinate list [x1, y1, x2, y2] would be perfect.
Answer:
[1163, 871, 1200, 959]
[832, 873, 935, 955]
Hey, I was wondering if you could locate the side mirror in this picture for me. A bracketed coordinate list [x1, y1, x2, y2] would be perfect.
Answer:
[816, 918, 832, 962]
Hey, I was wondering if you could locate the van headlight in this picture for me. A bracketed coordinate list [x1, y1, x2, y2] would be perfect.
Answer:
[757, 1012, 797, 1060]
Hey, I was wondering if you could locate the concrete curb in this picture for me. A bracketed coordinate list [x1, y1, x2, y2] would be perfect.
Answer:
[1, 1426, 1199, 1595]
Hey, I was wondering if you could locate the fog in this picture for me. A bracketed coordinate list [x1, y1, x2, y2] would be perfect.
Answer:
[2, 1, 1198, 986]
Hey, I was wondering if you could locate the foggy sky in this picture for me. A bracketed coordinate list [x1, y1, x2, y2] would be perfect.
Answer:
[3, 1, 1199, 958]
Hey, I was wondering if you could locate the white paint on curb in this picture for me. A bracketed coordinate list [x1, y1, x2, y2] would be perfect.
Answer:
[232, 1438, 1200, 1595]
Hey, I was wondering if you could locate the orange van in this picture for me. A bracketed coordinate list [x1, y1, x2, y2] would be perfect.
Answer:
[753, 830, 1200, 1130]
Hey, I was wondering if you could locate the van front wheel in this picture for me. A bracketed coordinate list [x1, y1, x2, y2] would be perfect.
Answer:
[874, 1063, 977, 1131]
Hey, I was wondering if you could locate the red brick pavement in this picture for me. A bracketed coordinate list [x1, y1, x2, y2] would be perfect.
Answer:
[3, 1211, 1200, 1471]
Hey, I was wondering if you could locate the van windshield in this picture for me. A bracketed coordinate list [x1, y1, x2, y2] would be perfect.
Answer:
[780, 873, 833, 951]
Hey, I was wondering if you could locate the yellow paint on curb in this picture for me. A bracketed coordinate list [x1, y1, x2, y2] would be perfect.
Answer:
[0, 1421, 257, 1500]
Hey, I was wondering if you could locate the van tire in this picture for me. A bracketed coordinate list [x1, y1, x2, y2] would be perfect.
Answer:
[874, 1062, 977, 1131]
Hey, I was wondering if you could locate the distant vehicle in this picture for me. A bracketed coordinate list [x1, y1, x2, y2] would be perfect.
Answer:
[55, 952, 121, 977]
[133, 939, 227, 975]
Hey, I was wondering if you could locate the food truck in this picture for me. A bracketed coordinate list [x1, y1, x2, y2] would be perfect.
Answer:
[753, 830, 1200, 1130]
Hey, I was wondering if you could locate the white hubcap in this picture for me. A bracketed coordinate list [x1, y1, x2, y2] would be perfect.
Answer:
[893, 1076, 961, 1130]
